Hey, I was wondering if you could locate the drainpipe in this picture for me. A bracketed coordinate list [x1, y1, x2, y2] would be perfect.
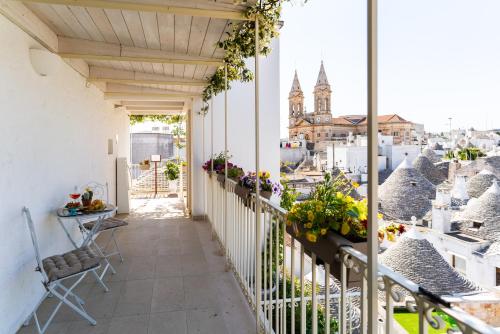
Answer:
[367, 0, 379, 333]
[254, 15, 262, 333]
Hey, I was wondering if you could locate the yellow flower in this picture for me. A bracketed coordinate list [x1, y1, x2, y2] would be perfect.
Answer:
[286, 220, 292, 226]
[307, 211, 314, 221]
[305, 223, 313, 229]
[341, 222, 350, 235]
[315, 203, 323, 211]
[306, 232, 317, 243]
[387, 232, 395, 241]
[320, 228, 327, 235]
[352, 182, 360, 188]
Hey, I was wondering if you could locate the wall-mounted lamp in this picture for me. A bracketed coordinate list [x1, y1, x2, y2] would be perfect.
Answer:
[29, 48, 60, 77]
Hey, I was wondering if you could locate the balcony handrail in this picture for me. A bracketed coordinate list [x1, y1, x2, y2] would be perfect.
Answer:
[206, 174, 497, 334]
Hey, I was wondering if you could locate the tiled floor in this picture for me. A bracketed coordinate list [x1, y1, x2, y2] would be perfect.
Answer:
[18, 197, 255, 334]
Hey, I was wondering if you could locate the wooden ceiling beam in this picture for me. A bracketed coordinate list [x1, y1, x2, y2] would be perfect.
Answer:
[120, 100, 185, 107]
[0, 0, 58, 51]
[59, 37, 224, 66]
[89, 66, 207, 86]
[18, 0, 251, 20]
[104, 93, 197, 101]
[125, 106, 182, 111]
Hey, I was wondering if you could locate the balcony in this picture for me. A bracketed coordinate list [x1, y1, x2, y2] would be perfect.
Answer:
[1, 0, 499, 333]
[17, 197, 255, 334]
[203, 176, 498, 334]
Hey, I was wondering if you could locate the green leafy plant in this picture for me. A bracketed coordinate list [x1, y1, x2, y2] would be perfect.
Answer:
[164, 161, 180, 181]
[280, 178, 298, 211]
[444, 148, 485, 161]
[129, 115, 172, 125]
[286, 173, 369, 242]
[203, 1, 293, 102]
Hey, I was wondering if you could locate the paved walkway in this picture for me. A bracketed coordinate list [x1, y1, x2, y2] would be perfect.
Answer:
[19, 197, 255, 334]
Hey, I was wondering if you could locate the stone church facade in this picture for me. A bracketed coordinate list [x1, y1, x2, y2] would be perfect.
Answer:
[288, 62, 418, 148]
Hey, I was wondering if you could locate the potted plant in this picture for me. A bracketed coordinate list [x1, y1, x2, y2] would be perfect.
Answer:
[81, 188, 93, 207]
[202, 152, 230, 177]
[285, 173, 369, 286]
[139, 159, 150, 171]
[165, 161, 180, 193]
[235, 171, 282, 205]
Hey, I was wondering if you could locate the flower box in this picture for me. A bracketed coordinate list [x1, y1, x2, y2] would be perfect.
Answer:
[286, 223, 367, 287]
[235, 184, 251, 201]
[216, 173, 225, 188]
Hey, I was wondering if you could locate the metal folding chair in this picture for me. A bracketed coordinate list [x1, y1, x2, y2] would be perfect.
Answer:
[22, 207, 102, 334]
[79, 182, 128, 276]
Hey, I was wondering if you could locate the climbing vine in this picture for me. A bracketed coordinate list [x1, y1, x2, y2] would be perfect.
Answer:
[129, 0, 307, 123]
[129, 114, 173, 125]
[203, 0, 304, 102]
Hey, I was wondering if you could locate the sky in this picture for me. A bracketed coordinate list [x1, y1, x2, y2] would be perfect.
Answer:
[278, 0, 500, 137]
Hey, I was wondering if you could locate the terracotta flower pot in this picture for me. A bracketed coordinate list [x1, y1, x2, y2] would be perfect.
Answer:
[286, 223, 367, 288]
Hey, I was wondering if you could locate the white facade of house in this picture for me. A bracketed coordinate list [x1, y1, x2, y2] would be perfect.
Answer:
[426, 230, 499, 289]
[190, 38, 281, 217]
[325, 134, 420, 172]
[424, 196, 500, 289]
[0, 16, 130, 334]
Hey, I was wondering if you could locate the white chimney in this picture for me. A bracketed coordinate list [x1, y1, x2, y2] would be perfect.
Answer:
[435, 189, 451, 206]
[431, 205, 452, 233]
[451, 176, 469, 201]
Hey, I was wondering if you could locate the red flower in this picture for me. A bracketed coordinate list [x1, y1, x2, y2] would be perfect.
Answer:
[398, 224, 406, 234]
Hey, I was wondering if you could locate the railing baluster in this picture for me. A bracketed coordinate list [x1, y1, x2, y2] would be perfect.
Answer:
[281, 220, 287, 334]
[325, 263, 330, 334]
[263, 209, 268, 330]
[385, 278, 393, 334]
[270, 210, 276, 329]
[312, 253, 317, 334]
[275, 215, 280, 334]
[340, 252, 347, 334]
[290, 238, 295, 334]
[360, 270, 367, 334]
[418, 301, 428, 334]
[300, 245, 306, 334]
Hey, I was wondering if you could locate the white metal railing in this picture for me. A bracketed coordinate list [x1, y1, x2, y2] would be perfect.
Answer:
[129, 162, 181, 193]
[205, 174, 497, 334]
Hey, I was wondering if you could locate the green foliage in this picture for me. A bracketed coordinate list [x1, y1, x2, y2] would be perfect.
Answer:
[263, 221, 338, 333]
[164, 161, 180, 181]
[393, 310, 457, 334]
[280, 178, 298, 211]
[287, 173, 368, 242]
[444, 148, 486, 161]
[129, 115, 172, 125]
[270, 274, 338, 333]
[202, 1, 287, 102]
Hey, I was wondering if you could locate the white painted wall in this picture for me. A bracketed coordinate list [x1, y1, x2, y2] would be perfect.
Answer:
[427, 231, 499, 288]
[0, 16, 129, 334]
[326, 145, 386, 172]
[191, 38, 281, 216]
